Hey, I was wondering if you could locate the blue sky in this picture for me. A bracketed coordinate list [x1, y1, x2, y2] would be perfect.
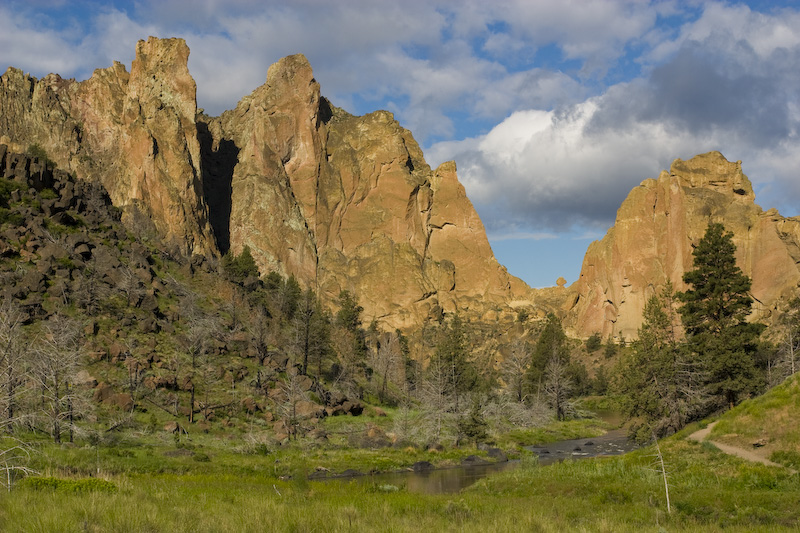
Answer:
[3, 0, 799, 288]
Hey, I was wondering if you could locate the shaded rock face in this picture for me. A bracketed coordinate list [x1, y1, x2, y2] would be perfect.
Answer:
[202, 54, 531, 329]
[566, 151, 800, 340]
[0, 37, 215, 256]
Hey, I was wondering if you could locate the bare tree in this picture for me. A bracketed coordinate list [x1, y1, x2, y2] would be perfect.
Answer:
[502, 339, 531, 403]
[276, 369, 310, 441]
[181, 314, 221, 423]
[417, 356, 456, 445]
[251, 307, 271, 368]
[0, 302, 28, 432]
[772, 299, 800, 386]
[0, 430, 36, 491]
[371, 332, 403, 404]
[543, 355, 573, 421]
[31, 314, 83, 443]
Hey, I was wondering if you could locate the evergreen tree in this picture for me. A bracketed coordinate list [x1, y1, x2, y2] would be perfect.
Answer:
[281, 275, 302, 320]
[430, 314, 479, 410]
[677, 223, 765, 409]
[336, 290, 363, 333]
[525, 313, 569, 396]
[621, 289, 705, 442]
[457, 400, 489, 447]
[222, 246, 259, 283]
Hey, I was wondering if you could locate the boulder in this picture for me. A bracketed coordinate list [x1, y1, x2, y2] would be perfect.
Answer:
[73, 370, 98, 388]
[294, 400, 325, 419]
[412, 461, 434, 472]
[107, 393, 134, 411]
[92, 382, 114, 403]
[461, 455, 489, 466]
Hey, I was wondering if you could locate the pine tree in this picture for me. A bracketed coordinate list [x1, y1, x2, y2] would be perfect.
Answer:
[525, 313, 569, 397]
[677, 223, 765, 409]
[621, 288, 705, 442]
[430, 314, 479, 411]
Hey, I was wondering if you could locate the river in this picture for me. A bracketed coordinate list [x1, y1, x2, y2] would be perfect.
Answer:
[325, 412, 637, 494]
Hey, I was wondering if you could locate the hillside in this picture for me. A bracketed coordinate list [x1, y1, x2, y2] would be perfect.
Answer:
[708, 373, 800, 470]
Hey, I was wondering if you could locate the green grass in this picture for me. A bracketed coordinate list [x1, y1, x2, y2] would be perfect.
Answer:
[498, 417, 608, 447]
[1, 429, 798, 532]
[710, 373, 800, 460]
[4, 389, 800, 532]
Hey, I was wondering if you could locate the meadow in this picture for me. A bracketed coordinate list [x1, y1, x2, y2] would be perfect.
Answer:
[1, 410, 798, 532]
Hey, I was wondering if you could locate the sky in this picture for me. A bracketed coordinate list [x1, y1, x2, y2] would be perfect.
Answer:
[2, 0, 799, 288]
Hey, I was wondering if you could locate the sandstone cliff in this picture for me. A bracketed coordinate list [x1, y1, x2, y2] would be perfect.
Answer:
[202, 54, 531, 329]
[0, 37, 215, 256]
[566, 151, 800, 340]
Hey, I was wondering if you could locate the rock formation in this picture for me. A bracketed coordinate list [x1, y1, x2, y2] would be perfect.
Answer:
[0, 37, 215, 256]
[202, 54, 531, 329]
[0, 38, 532, 330]
[566, 152, 800, 340]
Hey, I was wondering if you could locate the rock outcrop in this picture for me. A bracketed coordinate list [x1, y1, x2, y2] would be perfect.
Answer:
[0, 37, 215, 256]
[1, 39, 532, 330]
[566, 152, 800, 340]
[201, 54, 531, 329]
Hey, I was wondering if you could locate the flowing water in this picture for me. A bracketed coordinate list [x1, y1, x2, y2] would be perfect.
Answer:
[324, 411, 638, 494]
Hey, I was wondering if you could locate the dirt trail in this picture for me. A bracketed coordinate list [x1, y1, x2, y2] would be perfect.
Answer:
[687, 422, 795, 472]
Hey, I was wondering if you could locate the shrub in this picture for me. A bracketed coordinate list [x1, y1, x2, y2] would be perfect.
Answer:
[27, 144, 57, 169]
[585, 333, 602, 352]
[20, 476, 117, 493]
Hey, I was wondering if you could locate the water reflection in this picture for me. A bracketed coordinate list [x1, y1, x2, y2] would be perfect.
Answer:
[335, 462, 516, 494]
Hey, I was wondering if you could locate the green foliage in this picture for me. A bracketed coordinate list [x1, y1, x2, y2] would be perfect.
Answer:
[603, 336, 617, 358]
[221, 245, 260, 283]
[336, 290, 363, 332]
[430, 314, 480, 402]
[0, 177, 22, 208]
[27, 144, 57, 169]
[591, 366, 609, 395]
[620, 289, 703, 442]
[566, 361, 590, 396]
[0, 207, 24, 226]
[457, 401, 489, 447]
[39, 188, 58, 200]
[20, 476, 117, 493]
[585, 332, 602, 352]
[678, 223, 765, 408]
[282, 274, 302, 319]
[525, 313, 569, 391]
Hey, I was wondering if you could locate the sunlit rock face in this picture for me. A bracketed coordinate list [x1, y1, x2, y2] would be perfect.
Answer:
[203, 54, 532, 329]
[0, 39, 533, 330]
[566, 151, 800, 340]
[0, 37, 215, 255]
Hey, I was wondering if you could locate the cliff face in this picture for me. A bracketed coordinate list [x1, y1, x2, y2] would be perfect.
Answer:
[203, 54, 531, 329]
[0, 39, 532, 330]
[566, 151, 800, 340]
[0, 37, 215, 256]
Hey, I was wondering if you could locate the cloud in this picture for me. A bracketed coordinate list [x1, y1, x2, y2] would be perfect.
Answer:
[3, 0, 798, 233]
[429, 2, 800, 234]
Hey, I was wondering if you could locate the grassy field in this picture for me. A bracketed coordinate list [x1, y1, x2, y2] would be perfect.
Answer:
[0, 418, 800, 532]
[1, 383, 799, 532]
[710, 373, 800, 469]
[1, 428, 798, 532]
